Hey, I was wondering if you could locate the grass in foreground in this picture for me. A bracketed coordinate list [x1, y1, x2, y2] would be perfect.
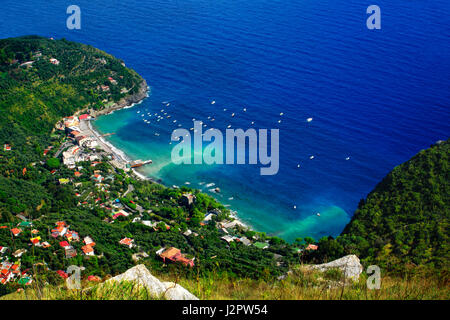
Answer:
[2, 267, 448, 300]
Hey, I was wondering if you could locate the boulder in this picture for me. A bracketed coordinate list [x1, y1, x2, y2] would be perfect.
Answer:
[107, 264, 198, 300]
[310, 255, 363, 281]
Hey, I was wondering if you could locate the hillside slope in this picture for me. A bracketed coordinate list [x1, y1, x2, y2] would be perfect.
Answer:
[338, 140, 449, 272]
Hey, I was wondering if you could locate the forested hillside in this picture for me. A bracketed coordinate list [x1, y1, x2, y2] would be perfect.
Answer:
[336, 140, 449, 273]
[0, 35, 143, 135]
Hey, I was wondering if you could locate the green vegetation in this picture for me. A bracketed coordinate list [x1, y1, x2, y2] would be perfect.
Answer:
[0, 36, 448, 300]
[340, 140, 449, 272]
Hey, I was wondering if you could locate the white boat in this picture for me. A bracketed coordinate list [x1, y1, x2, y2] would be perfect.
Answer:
[307, 117, 313, 122]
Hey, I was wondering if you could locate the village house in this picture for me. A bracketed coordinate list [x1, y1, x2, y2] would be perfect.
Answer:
[65, 230, 80, 242]
[108, 77, 118, 85]
[221, 235, 235, 243]
[119, 238, 135, 249]
[0, 261, 20, 285]
[30, 236, 41, 246]
[306, 244, 318, 251]
[12, 249, 27, 258]
[49, 58, 60, 65]
[11, 228, 22, 237]
[19, 61, 34, 68]
[112, 209, 131, 220]
[132, 252, 149, 262]
[51, 222, 68, 238]
[59, 178, 70, 185]
[63, 145, 82, 169]
[181, 193, 195, 206]
[3, 144, 11, 151]
[78, 114, 91, 120]
[202, 212, 216, 224]
[17, 276, 33, 286]
[237, 236, 252, 246]
[65, 247, 77, 259]
[157, 247, 195, 267]
[82, 244, 95, 256]
[64, 116, 79, 128]
[101, 85, 110, 92]
[41, 242, 51, 248]
[18, 221, 32, 228]
[84, 236, 95, 246]
[92, 174, 104, 183]
[69, 130, 81, 138]
[59, 241, 70, 249]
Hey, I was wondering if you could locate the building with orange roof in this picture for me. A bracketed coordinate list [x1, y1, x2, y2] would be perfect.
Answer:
[119, 238, 135, 248]
[158, 247, 194, 267]
[30, 236, 41, 246]
[82, 245, 95, 256]
[306, 244, 318, 251]
[11, 228, 22, 237]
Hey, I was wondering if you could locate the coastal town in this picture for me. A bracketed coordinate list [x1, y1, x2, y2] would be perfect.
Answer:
[1, 109, 318, 288]
[0, 37, 322, 293]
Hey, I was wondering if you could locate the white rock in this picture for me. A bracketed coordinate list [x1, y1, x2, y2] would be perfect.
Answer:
[310, 255, 363, 281]
[107, 264, 198, 300]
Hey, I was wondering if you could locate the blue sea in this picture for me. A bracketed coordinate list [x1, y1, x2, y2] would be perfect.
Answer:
[2, 0, 449, 242]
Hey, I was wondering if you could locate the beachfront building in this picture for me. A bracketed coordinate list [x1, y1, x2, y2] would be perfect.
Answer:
[63, 145, 81, 169]
[64, 116, 79, 128]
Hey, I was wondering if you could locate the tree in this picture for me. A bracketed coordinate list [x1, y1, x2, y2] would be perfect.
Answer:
[46, 157, 60, 169]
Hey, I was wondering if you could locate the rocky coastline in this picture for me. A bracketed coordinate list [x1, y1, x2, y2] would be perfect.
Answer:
[92, 79, 149, 117]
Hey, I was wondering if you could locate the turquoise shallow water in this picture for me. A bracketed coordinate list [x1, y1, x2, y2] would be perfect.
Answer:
[4, 0, 449, 242]
[92, 99, 360, 242]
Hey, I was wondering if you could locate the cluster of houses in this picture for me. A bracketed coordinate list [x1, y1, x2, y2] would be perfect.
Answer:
[59, 115, 99, 169]
[16, 53, 59, 69]
[0, 219, 104, 286]
[0, 260, 32, 286]
[52, 221, 80, 259]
